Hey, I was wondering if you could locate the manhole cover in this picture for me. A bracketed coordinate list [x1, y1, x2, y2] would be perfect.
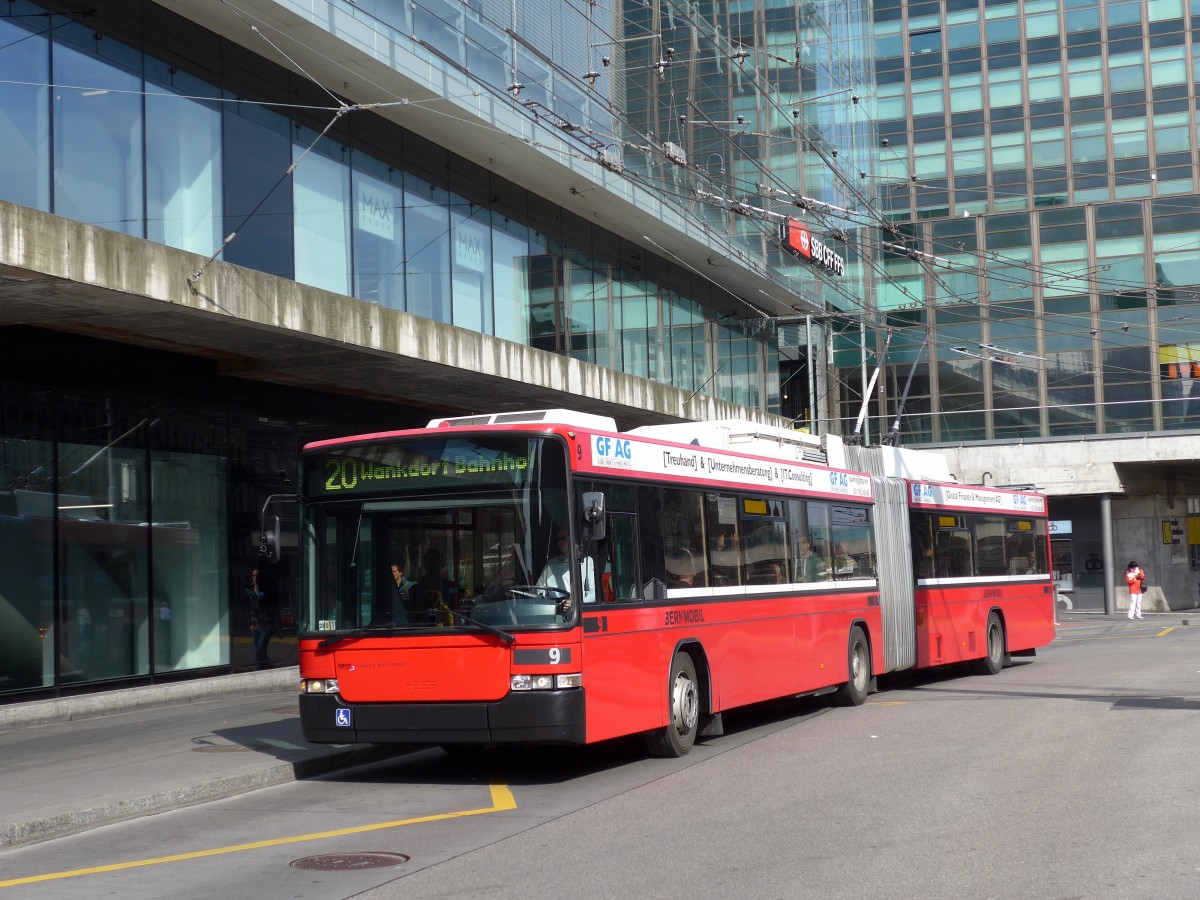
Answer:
[290, 852, 410, 871]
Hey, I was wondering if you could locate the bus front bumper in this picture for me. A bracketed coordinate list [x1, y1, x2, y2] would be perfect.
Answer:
[299, 689, 586, 745]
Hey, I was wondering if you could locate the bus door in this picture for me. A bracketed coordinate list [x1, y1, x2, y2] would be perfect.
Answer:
[580, 506, 662, 742]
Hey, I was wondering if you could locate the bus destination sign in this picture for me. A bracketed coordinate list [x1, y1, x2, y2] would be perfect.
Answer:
[309, 442, 531, 496]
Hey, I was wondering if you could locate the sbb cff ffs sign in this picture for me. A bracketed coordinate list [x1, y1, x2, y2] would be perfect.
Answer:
[779, 218, 845, 277]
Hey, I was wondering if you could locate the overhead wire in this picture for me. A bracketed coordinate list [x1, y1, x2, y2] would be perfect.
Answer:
[9, 0, 1196, 428]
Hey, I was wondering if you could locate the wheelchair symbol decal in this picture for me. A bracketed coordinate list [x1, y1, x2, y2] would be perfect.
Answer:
[335, 708, 352, 728]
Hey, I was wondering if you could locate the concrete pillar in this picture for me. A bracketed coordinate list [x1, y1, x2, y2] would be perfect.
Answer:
[1101, 494, 1116, 616]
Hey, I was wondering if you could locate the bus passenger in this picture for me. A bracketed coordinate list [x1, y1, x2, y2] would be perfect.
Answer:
[386, 564, 411, 624]
[710, 527, 739, 585]
[752, 561, 784, 584]
[424, 589, 453, 626]
[666, 548, 697, 589]
[413, 548, 456, 620]
[797, 536, 824, 582]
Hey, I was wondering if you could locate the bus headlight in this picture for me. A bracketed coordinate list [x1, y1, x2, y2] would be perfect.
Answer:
[511, 673, 582, 691]
[301, 679, 339, 694]
[511, 674, 553, 691]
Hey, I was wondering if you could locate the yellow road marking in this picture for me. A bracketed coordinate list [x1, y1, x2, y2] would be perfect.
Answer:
[865, 700, 907, 706]
[1057, 626, 1177, 642]
[0, 783, 515, 888]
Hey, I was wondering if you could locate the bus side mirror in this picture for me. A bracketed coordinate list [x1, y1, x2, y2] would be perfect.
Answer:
[258, 493, 297, 563]
[581, 492, 606, 542]
[259, 515, 281, 563]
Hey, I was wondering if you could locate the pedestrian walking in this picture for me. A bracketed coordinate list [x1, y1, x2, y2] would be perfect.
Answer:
[1125, 560, 1146, 619]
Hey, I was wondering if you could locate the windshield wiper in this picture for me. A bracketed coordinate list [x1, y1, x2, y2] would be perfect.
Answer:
[318, 623, 412, 649]
[444, 607, 516, 644]
[317, 612, 515, 648]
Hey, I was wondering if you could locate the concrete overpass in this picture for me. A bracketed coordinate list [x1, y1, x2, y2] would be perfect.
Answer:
[0, 200, 779, 432]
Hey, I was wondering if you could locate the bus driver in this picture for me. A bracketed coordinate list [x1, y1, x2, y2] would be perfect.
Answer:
[536, 529, 596, 615]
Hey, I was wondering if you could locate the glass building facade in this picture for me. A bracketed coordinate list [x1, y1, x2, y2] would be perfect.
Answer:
[0, 329, 418, 695]
[0, 0, 789, 413]
[847, 0, 1200, 443]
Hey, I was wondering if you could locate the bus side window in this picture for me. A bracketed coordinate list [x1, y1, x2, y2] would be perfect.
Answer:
[637, 485, 666, 596]
[606, 513, 639, 601]
[705, 492, 742, 586]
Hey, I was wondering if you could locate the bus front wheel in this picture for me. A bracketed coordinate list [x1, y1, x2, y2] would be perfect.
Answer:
[971, 612, 1005, 675]
[645, 652, 700, 757]
[833, 626, 871, 707]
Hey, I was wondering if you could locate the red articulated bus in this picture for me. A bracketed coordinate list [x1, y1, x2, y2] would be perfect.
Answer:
[296, 410, 1054, 757]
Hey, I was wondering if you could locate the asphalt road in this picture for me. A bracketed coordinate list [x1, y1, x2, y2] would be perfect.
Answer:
[2, 617, 1198, 899]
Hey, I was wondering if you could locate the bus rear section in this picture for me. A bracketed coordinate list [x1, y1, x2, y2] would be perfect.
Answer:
[845, 449, 1055, 680]
[906, 480, 1055, 673]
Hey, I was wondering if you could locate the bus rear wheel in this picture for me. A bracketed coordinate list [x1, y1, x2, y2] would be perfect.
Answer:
[645, 652, 700, 757]
[833, 626, 871, 707]
[971, 612, 1005, 675]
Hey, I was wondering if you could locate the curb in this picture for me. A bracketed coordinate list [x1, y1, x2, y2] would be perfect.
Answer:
[0, 743, 413, 849]
[0, 668, 300, 729]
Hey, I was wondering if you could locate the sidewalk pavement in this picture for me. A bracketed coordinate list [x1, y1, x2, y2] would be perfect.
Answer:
[0, 667, 411, 850]
[2, 609, 1197, 851]
[1054, 607, 1200, 628]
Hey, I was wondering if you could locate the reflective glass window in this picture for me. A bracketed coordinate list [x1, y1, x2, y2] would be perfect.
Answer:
[619, 272, 654, 381]
[991, 134, 1027, 170]
[949, 74, 983, 113]
[911, 81, 946, 115]
[1026, 13, 1061, 38]
[1148, 0, 1184, 20]
[293, 136, 351, 295]
[52, 43, 144, 236]
[404, 175, 452, 323]
[351, 157, 405, 310]
[414, 0, 465, 64]
[451, 197, 493, 334]
[56, 396, 151, 682]
[1155, 248, 1200, 285]
[1113, 121, 1149, 157]
[222, 105, 294, 278]
[145, 69, 222, 255]
[910, 29, 943, 56]
[0, 384, 55, 693]
[988, 70, 1024, 106]
[1104, 63, 1142, 93]
[1107, 0, 1143, 26]
[492, 212, 532, 345]
[1067, 67, 1104, 97]
[667, 294, 707, 394]
[876, 34, 904, 58]
[0, 11, 49, 211]
[150, 419, 229, 672]
[986, 19, 1021, 43]
[947, 23, 980, 49]
[1150, 55, 1188, 86]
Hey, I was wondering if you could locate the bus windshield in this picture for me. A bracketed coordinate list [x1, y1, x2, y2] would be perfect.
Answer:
[300, 435, 573, 633]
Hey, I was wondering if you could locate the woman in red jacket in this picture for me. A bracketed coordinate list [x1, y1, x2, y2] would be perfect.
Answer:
[1125, 560, 1146, 620]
